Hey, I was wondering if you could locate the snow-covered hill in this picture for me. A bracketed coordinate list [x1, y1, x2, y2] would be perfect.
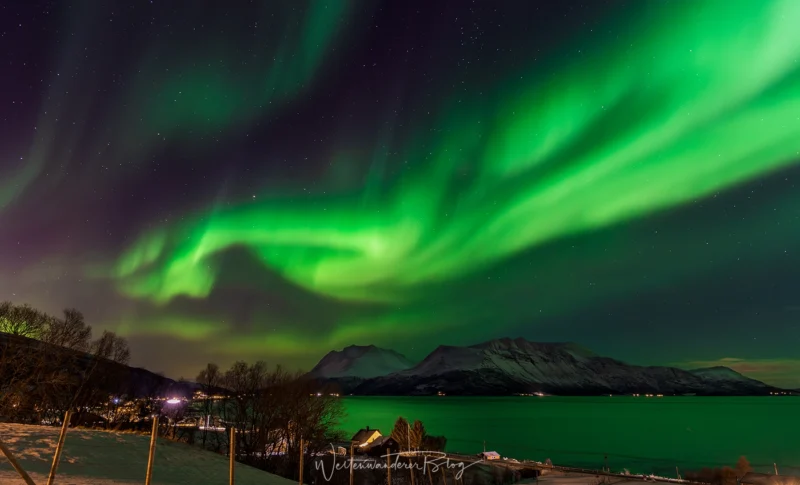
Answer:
[351, 337, 777, 396]
[0, 423, 293, 485]
[308, 344, 415, 379]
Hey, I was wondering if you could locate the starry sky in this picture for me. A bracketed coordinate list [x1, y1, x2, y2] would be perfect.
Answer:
[2, 0, 800, 387]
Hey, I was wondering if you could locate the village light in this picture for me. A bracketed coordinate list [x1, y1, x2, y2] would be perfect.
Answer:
[166, 398, 181, 405]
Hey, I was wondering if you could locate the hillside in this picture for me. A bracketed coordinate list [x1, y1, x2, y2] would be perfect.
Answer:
[0, 331, 189, 398]
[0, 423, 294, 484]
[326, 338, 779, 396]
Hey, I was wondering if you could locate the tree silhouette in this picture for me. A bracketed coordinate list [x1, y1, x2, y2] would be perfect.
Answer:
[736, 456, 752, 478]
[411, 420, 425, 450]
[92, 330, 131, 365]
[42, 308, 92, 351]
[390, 417, 426, 451]
[390, 416, 411, 451]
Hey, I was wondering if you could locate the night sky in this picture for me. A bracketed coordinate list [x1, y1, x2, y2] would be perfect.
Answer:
[2, 0, 800, 387]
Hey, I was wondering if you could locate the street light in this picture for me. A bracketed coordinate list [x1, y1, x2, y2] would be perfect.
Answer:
[163, 398, 182, 438]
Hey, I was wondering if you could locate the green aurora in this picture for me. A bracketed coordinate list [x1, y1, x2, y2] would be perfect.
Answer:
[111, 0, 800, 352]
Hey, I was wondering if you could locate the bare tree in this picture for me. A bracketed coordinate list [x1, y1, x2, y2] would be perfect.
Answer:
[41, 308, 92, 352]
[0, 302, 48, 338]
[735, 456, 752, 478]
[411, 420, 425, 450]
[391, 416, 412, 450]
[391, 417, 425, 450]
[196, 361, 345, 481]
[196, 363, 222, 448]
[220, 360, 271, 458]
[92, 330, 131, 365]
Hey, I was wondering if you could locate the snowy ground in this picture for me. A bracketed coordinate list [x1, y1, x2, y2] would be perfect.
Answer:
[0, 423, 295, 485]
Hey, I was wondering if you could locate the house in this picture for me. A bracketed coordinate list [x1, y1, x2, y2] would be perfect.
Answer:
[741, 473, 800, 485]
[479, 451, 501, 461]
[265, 436, 288, 455]
[351, 426, 382, 448]
[366, 436, 401, 457]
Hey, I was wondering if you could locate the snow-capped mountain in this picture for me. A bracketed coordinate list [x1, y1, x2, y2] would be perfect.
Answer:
[347, 338, 777, 396]
[308, 344, 415, 379]
[688, 366, 767, 386]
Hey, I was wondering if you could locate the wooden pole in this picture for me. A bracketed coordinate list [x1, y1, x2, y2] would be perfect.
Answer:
[386, 449, 391, 485]
[349, 442, 354, 485]
[427, 459, 434, 485]
[774, 463, 779, 475]
[676, 466, 681, 480]
[229, 427, 236, 485]
[145, 416, 158, 485]
[298, 438, 304, 485]
[441, 465, 446, 485]
[0, 439, 36, 485]
[46, 410, 73, 485]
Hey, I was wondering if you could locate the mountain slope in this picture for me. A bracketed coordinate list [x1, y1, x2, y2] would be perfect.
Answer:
[309, 344, 415, 379]
[0, 331, 183, 398]
[351, 338, 777, 396]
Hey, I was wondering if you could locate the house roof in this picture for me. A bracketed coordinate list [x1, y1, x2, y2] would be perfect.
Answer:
[351, 428, 381, 443]
[481, 451, 501, 458]
[368, 436, 398, 449]
[741, 473, 800, 485]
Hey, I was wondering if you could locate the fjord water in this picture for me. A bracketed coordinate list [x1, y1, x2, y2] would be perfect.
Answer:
[342, 396, 800, 475]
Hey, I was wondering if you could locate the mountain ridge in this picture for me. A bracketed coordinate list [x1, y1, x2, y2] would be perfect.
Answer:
[309, 338, 781, 396]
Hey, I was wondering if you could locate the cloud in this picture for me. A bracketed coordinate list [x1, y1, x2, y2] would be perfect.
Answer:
[678, 357, 800, 389]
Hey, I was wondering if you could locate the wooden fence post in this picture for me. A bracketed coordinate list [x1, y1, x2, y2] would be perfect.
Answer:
[0, 439, 36, 485]
[298, 438, 304, 485]
[46, 409, 72, 485]
[229, 427, 236, 485]
[145, 416, 159, 485]
[349, 442, 354, 485]
[386, 449, 391, 485]
[426, 458, 434, 485]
